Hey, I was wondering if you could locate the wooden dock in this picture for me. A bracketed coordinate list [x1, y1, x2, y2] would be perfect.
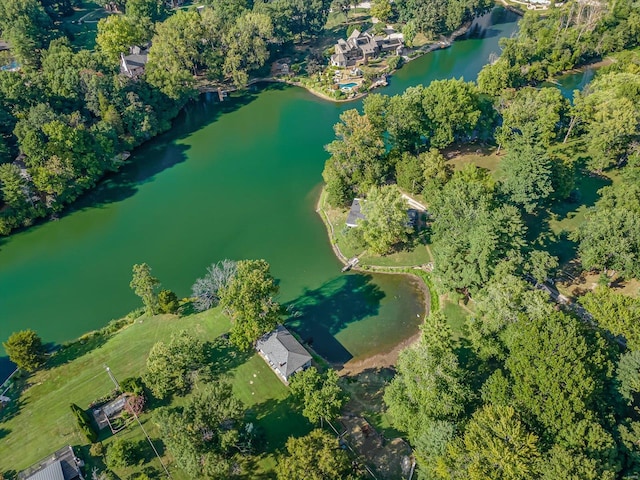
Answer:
[342, 257, 359, 272]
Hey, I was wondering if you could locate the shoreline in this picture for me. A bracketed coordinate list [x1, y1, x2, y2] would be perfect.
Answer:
[315, 188, 431, 373]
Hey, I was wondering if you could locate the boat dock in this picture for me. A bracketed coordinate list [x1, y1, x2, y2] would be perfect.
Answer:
[341, 257, 359, 272]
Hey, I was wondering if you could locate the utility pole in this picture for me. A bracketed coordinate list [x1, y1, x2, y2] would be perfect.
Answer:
[103, 365, 172, 478]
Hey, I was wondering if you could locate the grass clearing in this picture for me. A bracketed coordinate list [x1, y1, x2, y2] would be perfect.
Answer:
[445, 145, 502, 175]
[0, 309, 311, 477]
[440, 295, 470, 341]
[61, 1, 112, 50]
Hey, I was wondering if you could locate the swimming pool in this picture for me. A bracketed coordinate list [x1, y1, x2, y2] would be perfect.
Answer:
[339, 82, 358, 89]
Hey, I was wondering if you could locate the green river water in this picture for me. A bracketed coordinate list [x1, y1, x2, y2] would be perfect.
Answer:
[0, 9, 533, 376]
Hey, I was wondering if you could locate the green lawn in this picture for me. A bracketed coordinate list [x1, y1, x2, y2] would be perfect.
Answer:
[446, 145, 502, 175]
[61, 1, 112, 50]
[0, 309, 310, 477]
[440, 297, 470, 340]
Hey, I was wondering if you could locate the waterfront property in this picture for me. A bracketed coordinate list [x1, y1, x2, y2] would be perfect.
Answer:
[256, 325, 312, 384]
[17, 446, 83, 480]
[120, 45, 149, 78]
[331, 29, 404, 67]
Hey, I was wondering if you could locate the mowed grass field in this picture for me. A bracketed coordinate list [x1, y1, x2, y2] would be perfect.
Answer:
[0, 308, 311, 477]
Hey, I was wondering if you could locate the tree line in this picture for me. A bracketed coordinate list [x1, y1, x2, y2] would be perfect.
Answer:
[385, 276, 640, 479]
[477, 0, 640, 94]
[322, 65, 640, 292]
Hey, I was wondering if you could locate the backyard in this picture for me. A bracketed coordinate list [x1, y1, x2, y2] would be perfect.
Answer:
[0, 308, 311, 478]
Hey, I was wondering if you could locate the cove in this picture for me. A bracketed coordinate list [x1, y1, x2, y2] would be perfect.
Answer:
[0, 8, 521, 378]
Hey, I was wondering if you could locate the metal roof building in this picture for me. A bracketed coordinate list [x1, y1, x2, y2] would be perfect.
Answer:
[17, 446, 83, 480]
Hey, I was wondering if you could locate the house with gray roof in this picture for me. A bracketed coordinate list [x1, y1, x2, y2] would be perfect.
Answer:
[346, 198, 366, 227]
[120, 45, 149, 78]
[256, 325, 312, 384]
[17, 446, 83, 480]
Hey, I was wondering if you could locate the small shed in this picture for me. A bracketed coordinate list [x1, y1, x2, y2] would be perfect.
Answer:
[256, 325, 312, 384]
[346, 198, 366, 227]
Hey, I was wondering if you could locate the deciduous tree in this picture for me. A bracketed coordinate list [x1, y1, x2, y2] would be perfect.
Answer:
[219, 259, 281, 350]
[360, 185, 410, 255]
[130, 263, 160, 315]
[437, 405, 540, 480]
[276, 429, 357, 480]
[191, 259, 237, 312]
[3, 329, 44, 371]
[290, 367, 346, 424]
[144, 331, 207, 398]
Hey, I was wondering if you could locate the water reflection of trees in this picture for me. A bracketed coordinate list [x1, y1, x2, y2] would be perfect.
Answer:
[285, 274, 385, 365]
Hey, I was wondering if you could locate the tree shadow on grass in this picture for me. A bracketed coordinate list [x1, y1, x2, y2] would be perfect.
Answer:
[285, 274, 385, 366]
[0, 426, 10, 440]
[45, 332, 110, 370]
[249, 396, 312, 454]
[207, 336, 253, 377]
[0, 382, 26, 424]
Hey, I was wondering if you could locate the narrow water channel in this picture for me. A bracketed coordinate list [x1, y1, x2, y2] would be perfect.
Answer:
[0, 9, 526, 377]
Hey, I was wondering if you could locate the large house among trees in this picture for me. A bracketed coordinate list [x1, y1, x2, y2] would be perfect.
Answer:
[120, 45, 149, 78]
[256, 325, 312, 384]
[331, 29, 404, 67]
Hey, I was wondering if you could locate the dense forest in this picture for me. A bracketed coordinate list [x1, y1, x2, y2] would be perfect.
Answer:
[320, 2, 640, 476]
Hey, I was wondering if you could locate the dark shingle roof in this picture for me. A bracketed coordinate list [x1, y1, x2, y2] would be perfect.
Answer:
[346, 198, 366, 227]
[256, 325, 312, 379]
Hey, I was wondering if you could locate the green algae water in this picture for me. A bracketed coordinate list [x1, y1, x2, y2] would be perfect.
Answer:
[0, 8, 521, 376]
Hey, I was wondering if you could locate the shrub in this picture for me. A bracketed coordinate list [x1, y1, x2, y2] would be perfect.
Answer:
[90, 443, 105, 458]
[70, 403, 98, 443]
[158, 290, 179, 314]
[120, 376, 145, 395]
[106, 438, 137, 470]
[387, 55, 404, 71]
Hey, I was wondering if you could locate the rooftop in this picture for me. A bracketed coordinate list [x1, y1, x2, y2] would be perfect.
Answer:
[17, 446, 82, 480]
[256, 325, 312, 380]
[346, 198, 366, 227]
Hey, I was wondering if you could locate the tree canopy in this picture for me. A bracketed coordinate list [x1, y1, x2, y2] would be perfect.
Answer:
[219, 259, 281, 350]
[3, 329, 45, 371]
[289, 367, 346, 424]
[276, 429, 358, 480]
[360, 185, 411, 255]
[144, 330, 207, 398]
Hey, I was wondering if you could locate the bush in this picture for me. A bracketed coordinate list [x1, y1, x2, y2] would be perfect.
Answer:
[120, 376, 145, 395]
[3, 329, 45, 371]
[70, 403, 98, 443]
[106, 438, 137, 470]
[387, 55, 404, 71]
[158, 290, 179, 314]
[90, 443, 105, 458]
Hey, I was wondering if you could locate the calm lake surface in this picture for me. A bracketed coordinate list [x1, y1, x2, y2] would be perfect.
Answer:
[0, 9, 522, 377]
